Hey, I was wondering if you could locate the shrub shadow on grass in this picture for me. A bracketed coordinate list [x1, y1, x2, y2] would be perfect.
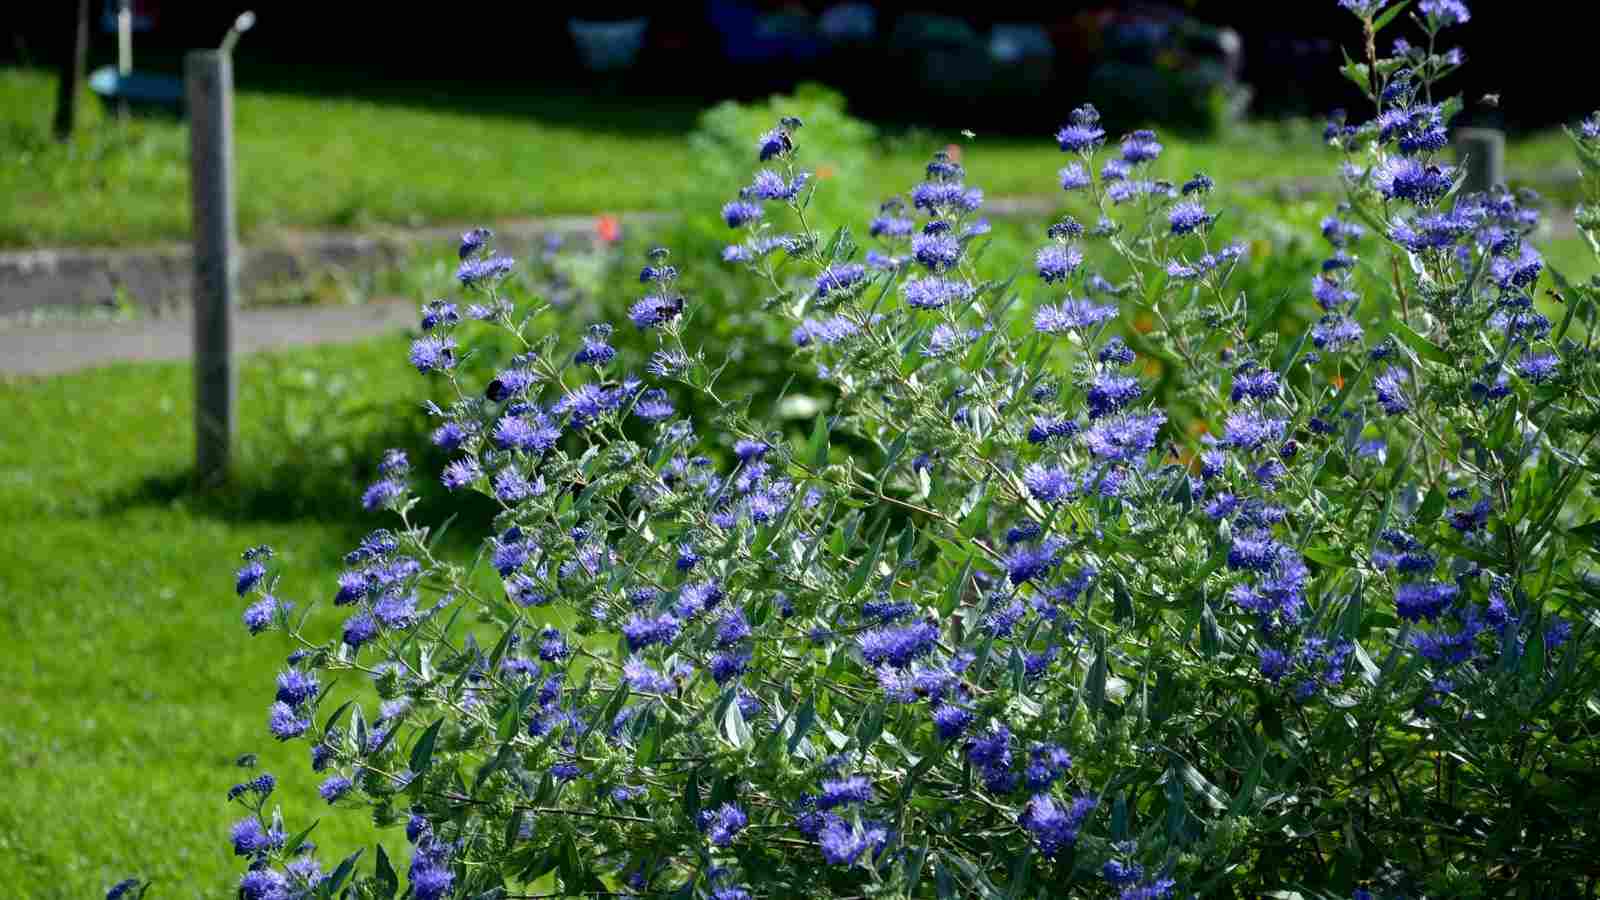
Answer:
[102, 421, 502, 554]
[118, 50, 706, 139]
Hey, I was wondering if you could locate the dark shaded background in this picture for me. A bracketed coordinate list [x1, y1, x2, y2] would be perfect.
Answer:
[2, 1, 1582, 133]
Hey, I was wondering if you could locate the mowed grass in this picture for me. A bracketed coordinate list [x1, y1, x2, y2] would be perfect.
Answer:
[0, 339, 444, 898]
[1, 66, 1581, 249]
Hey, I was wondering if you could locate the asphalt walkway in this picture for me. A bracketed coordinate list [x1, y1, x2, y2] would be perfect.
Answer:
[0, 299, 416, 377]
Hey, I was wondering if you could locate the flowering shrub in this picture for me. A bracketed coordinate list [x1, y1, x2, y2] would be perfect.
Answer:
[190, 4, 1600, 899]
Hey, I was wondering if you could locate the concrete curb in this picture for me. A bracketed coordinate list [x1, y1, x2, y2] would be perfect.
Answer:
[0, 213, 671, 317]
[0, 168, 1579, 318]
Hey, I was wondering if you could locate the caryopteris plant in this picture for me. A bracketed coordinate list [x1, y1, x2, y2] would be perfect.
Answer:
[176, 3, 1600, 898]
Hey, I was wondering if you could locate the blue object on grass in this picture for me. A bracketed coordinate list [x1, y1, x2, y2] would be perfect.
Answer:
[89, 65, 185, 114]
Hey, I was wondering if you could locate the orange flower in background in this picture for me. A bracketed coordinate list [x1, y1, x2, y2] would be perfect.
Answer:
[1332, 373, 1346, 392]
[596, 215, 621, 244]
[944, 143, 963, 164]
[1134, 314, 1155, 333]
[816, 165, 836, 180]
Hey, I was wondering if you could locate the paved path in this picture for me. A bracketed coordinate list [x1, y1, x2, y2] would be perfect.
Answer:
[0, 299, 416, 377]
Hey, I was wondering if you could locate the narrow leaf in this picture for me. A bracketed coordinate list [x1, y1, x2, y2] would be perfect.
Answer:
[373, 843, 399, 899]
[409, 718, 443, 773]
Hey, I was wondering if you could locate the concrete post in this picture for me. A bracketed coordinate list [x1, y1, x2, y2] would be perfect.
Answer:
[1453, 127, 1505, 195]
[187, 50, 238, 485]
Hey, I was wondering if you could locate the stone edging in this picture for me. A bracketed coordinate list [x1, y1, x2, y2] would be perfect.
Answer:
[0, 213, 671, 317]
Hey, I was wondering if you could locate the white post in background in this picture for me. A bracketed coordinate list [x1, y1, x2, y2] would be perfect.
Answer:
[116, 0, 131, 120]
[187, 48, 237, 485]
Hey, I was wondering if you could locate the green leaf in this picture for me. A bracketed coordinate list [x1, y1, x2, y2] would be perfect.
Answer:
[1352, 641, 1381, 686]
[1567, 519, 1600, 543]
[1343, 184, 1390, 239]
[1165, 771, 1187, 840]
[1246, 288, 1294, 341]
[472, 740, 516, 797]
[1372, 0, 1413, 31]
[1521, 625, 1547, 680]
[723, 695, 752, 748]
[961, 327, 999, 374]
[1084, 640, 1108, 715]
[1549, 264, 1590, 344]
[905, 838, 933, 895]
[1276, 326, 1314, 377]
[636, 711, 662, 765]
[878, 430, 911, 481]
[844, 517, 891, 599]
[1369, 460, 1404, 556]
[514, 848, 560, 883]
[967, 634, 997, 688]
[946, 850, 1006, 899]
[1392, 320, 1451, 364]
[761, 696, 798, 757]
[751, 483, 801, 557]
[1004, 845, 1032, 900]
[1177, 759, 1229, 812]
[1339, 58, 1371, 92]
[808, 412, 831, 468]
[1199, 602, 1221, 657]
[959, 487, 992, 539]
[350, 705, 368, 758]
[533, 768, 555, 806]
[320, 849, 363, 899]
[936, 859, 958, 900]
[787, 690, 817, 755]
[1112, 575, 1135, 625]
[368, 713, 405, 759]
[1143, 265, 1169, 307]
[1437, 93, 1464, 127]
[1303, 544, 1355, 569]
[1567, 124, 1600, 176]
[855, 701, 885, 754]
[373, 843, 399, 899]
[895, 524, 918, 567]
[1417, 484, 1446, 524]
[557, 834, 584, 891]
[503, 810, 525, 852]
[683, 766, 702, 826]
[486, 624, 519, 680]
[321, 699, 354, 739]
[591, 680, 630, 745]
[942, 553, 974, 616]
[496, 699, 520, 743]
[283, 819, 321, 857]
[1230, 750, 1265, 816]
[821, 225, 848, 263]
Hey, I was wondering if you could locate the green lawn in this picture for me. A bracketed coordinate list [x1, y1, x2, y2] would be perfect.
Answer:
[1, 66, 1580, 249]
[0, 340, 435, 898]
